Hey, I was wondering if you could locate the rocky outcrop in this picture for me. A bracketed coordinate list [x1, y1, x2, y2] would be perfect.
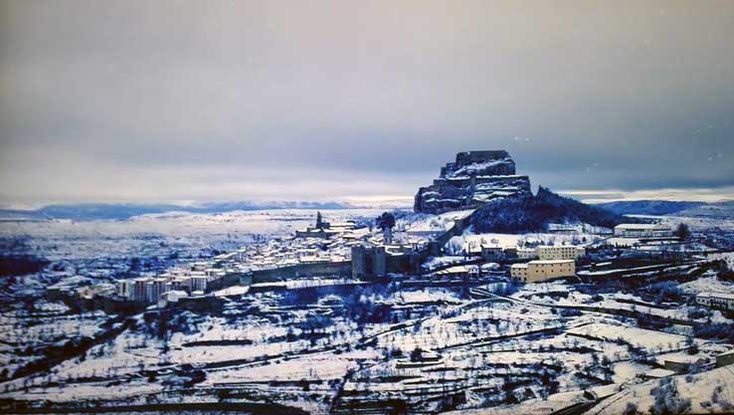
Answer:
[414, 151, 531, 214]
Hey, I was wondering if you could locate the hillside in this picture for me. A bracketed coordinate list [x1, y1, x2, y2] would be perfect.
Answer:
[470, 186, 629, 233]
[676, 200, 734, 219]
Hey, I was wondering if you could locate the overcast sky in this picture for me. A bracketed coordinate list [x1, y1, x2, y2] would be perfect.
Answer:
[1, 0, 733, 207]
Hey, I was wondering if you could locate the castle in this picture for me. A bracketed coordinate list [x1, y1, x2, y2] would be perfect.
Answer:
[414, 150, 531, 214]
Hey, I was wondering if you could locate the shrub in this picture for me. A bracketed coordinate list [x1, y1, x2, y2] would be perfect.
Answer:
[623, 402, 638, 415]
[694, 323, 734, 342]
[560, 308, 582, 318]
[649, 378, 691, 415]
[410, 347, 424, 362]
[687, 308, 711, 320]
[646, 281, 683, 303]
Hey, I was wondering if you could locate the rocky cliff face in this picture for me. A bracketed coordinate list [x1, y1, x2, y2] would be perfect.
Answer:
[414, 150, 532, 214]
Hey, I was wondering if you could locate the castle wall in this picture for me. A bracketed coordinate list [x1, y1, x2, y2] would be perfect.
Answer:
[251, 261, 352, 283]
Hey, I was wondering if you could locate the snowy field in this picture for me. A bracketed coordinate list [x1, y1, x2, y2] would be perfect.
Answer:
[0, 208, 382, 261]
[2, 279, 732, 414]
[2, 208, 734, 414]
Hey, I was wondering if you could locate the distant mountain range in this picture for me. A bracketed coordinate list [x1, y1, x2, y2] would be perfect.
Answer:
[596, 200, 734, 218]
[0, 201, 353, 221]
[2, 197, 732, 223]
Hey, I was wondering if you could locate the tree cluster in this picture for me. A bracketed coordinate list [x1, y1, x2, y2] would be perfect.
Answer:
[471, 187, 628, 233]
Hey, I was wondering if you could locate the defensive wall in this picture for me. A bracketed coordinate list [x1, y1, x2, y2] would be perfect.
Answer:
[250, 261, 352, 283]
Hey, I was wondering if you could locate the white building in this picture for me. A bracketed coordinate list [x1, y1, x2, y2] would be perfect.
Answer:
[517, 248, 538, 259]
[189, 275, 208, 293]
[696, 292, 734, 311]
[125, 276, 173, 304]
[116, 280, 132, 299]
[614, 223, 673, 238]
[536, 245, 585, 260]
[130, 278, 152, 302]
[511, 259, 576, 283]
[162, 290, 188, 303]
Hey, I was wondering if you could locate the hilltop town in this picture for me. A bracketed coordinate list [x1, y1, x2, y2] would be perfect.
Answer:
[1, 151, 734, 414]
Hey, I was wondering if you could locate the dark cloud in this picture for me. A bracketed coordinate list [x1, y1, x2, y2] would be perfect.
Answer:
[1, 0, 733, 204]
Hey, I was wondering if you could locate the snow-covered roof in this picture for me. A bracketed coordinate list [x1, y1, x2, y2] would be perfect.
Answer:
[645, 368, 676, 378]
[167, 290, 188, 295]
[658, 353, 706, 365]
[698, 292, 734, 300]
[435, 265, 477, 275]
[529, 259, 575, 264]
[537, 245, 583, 250]
[614, 223, 669, 230]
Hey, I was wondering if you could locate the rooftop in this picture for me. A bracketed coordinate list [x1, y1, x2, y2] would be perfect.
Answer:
[646, 368, 676, 378]
[658, 352, 706, 365]
[537, 245, 583, 249]
[698, 292, 734, 300]
[615, 223, 669, 230]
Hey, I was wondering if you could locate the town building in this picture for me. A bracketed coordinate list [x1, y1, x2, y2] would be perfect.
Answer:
[510, 263, 528, 282]
[660, 354, 707, 373]
[430, 264, 479, 279]
[295, 213, 357, 239]
[696, 292, 734, 311]
[116, 280, 132, 299]
[614, 223, 673, 238]
[517, 248, 538, 259]
[641, 368, 677, 380]
[131, 278, 151, 302]
[478, 245, 520, 261]
[716, 349, 734, 367]
[480, 245, 503, 261]
[536, 245, 585, 260]
[510, 259, 576, 283]
[189, 275, 208, 293]
[158, 290, 189, 308]
[351, 245, 386, 278]
[117, 270, 219, 305]
[77, 284, 115, 300]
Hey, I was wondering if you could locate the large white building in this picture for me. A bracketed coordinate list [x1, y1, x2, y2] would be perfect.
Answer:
[117, 269, 216, 304]
[513, 245, 584, 260]
[511, 259, 576, 283]
[517, 248, 538, 259]
[536, 245, 585, 260]
[189, 275, 208, 293]
[614, 223, 673, 238]
[696, 292, 734, 311]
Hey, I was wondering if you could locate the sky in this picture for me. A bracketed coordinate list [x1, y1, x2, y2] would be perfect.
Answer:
[1, 0, 733, 207]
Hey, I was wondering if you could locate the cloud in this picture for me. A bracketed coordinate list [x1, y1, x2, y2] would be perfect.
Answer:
[1, 0, 733, 204]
